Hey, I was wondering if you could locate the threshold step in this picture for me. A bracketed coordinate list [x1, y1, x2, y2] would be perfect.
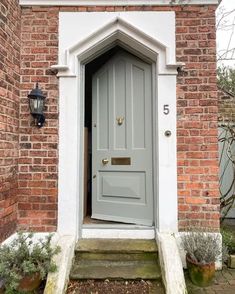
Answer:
[75, 239, 158, 254]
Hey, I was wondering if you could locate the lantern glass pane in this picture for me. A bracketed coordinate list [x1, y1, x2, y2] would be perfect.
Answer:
[29, 98, 44, 114]
[29, 99, 35, 113]
[37, 98, 44, 113]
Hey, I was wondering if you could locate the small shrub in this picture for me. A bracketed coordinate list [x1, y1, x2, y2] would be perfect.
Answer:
[221, 228, 235, 254]
[181, 229, 221, 265]
[0, 232, 60, 293]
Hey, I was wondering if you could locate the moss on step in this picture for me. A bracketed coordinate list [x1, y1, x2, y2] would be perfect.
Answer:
[76, 252, 158, 262]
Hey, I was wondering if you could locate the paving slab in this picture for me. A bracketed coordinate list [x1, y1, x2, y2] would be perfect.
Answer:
[185, 267, 235, 294]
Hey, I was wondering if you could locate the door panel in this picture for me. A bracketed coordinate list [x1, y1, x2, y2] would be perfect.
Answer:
[101, 172, 146, 201]
[92, 51, 153, 226]
[132, 65, 146, 149]
[114, 60, 127, 150]
[97, 70, 109, 150]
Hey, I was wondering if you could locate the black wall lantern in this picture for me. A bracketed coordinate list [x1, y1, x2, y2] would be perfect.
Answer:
[28, 83, 46, 128]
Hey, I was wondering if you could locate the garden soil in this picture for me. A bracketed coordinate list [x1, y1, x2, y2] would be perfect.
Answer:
[66, 279, 164, 294]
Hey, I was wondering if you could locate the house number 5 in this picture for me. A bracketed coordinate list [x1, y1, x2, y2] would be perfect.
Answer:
[163, 104, 170, 115]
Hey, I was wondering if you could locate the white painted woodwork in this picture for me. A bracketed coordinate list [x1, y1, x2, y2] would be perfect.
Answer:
[92, 52, 153, 225]
[56, 12, 178, 238]
[82, 227, 155, 239]
[157, 75, 178, 232]
[54, 12, 181, 76]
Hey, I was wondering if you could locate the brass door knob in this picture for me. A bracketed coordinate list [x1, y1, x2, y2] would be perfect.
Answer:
[102, 158, 109, 165]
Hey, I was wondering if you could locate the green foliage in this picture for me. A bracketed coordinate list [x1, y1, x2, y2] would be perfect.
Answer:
[221, 228, 235, 254]
[181, 229, 221, 265]
[217, 66, 235, 96]
[0, 232, 60, 293]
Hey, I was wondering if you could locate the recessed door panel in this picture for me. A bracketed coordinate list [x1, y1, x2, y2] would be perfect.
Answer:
[132, 65, 146, 149]
[92, 51, 153, 226]
[114, 60, 127, 150]
[100, 171, 146, 201]
[97, 70, 109, 150]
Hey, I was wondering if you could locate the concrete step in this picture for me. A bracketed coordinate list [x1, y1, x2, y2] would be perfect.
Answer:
[70, 239, 161, 281]
[76, 252, 158, 262]
[70, 259, 161, 280]
[75, 239, 158, 254]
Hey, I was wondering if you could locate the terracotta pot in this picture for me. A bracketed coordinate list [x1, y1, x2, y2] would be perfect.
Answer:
[17, 272, 42, 292]
[186, 254, 215, 287]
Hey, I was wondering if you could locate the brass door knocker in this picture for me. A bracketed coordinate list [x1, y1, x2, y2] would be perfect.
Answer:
[116, 117, 124, 126]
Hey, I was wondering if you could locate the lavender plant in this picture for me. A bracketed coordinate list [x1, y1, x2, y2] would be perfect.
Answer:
[182, 229, 221, 265]
[0, 232, 60, 293]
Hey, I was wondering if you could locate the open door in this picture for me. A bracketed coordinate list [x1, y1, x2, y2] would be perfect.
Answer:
[92, 51, 153, 226]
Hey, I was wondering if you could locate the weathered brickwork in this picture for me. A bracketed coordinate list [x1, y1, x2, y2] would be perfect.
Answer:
[0, 0, 21, 242]
[18, 7, 59, 232]
[18, 4, 219, 232]
[175, 5, 220, 230]
[1, 4, 219, 234]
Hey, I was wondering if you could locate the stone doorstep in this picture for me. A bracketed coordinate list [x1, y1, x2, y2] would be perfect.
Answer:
[70, 259, 161, 280]
[75, 238, 158, 253]
[71, 239, 161, 281]
[76, 252, 158, 262]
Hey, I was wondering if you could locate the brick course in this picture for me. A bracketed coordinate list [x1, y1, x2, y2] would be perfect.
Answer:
[0, 4, 220, 237]
[0, 0, 21, 241]
[19, 7, 59, 232]
[175, 5, 220, 230]
[18, 4, 219, 232]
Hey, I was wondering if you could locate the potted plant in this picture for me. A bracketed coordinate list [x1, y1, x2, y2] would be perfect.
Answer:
[221, 228, 235, 268]
[181, 229, 221, 287]
[0, 232, 60, 293]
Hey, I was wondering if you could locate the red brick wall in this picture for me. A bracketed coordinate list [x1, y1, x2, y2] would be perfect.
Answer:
[18, 4, 220, 232]
[175, 6, 220, 230]
[0, 0, 21, 242]
[19, 7, 59, 232]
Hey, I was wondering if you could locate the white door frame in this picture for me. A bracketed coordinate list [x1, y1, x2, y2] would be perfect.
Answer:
[53, 12, 181, 239]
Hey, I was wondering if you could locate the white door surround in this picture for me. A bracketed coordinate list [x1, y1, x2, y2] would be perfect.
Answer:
[53, 12, 180, 239]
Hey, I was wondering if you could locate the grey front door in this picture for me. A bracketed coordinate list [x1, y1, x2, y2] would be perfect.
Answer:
[92, 51, 153, 226]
